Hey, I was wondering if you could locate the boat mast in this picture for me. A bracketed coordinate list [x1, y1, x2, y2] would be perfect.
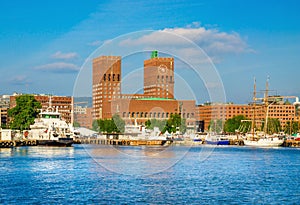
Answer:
[251, 77, 256, 138]
[263, 77, 269, 135]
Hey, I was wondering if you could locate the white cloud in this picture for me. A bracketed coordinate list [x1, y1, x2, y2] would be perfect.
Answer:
[35, 62, 80, 73]
[9, 75, 32, 85]
[51, 51, 78, 60]
[119, 25, 253, 58]
[87, 40, 103, 46]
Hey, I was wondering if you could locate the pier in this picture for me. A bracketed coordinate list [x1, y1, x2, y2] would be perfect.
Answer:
[74, 138, 172, 146]
[0, 140, 37, 148]
[1, 138, 300, 148]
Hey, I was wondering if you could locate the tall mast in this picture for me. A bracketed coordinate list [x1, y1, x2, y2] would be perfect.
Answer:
[252, 77, 256, 138]
[263, 76, 269, 134]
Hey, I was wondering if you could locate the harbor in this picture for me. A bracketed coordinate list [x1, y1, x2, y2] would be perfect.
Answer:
[3, 137, 300, 148]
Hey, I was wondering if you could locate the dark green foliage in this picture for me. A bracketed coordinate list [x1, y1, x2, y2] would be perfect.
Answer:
[224, 115, 248, 133]
[8, 94, 42, 131]
[261, 118, 281, 134]
[145, 114, 186, 134]
[145, 119, 167, 131]
[164, 114, 186, 134]
[96, 114, 125, 133]
[284, 121, 299, 135]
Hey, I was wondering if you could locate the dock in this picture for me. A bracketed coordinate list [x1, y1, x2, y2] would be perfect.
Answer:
[1, 138, 300, 148]
[0, 140, 37, 148]
[74, 138, 172, 146]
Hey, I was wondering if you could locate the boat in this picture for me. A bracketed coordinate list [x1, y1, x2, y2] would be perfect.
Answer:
[205, 133, 230, 145]
[243, 78, 284, 147]
[28, 103, 76, 147]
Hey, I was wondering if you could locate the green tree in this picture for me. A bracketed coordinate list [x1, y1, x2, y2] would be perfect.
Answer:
[112, 114, 125, 133]
[97, 114, 125, 133]
[163, 114, 186, 134]
[8, 94, 42, 131]
[208, 119, 224, 133]
[262, 118, 281, 134]
[284, 121, 299, 135]
[224, 115, 248, 133]
[145, 119, 167, 131]
[92, 120, 99, 132]
[73, 121, 81, 128]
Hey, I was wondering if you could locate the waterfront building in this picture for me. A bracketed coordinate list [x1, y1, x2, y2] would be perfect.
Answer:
[92, 56, 121, 120]
[92, 52, 196, 132]
[74, 106, 93, 129]
[197, 97, 299, 132]
[144, 53, 174, 99]
[0, 95, 10, 128]
[10, 94, 72, 123]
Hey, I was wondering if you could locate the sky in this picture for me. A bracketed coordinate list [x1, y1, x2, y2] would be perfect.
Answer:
[0, 0, 300, 104]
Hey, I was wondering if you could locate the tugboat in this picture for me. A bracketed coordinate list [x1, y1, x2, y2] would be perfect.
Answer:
[28, 105, 75, 147]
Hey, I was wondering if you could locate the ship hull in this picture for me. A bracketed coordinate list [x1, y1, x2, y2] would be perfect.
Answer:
[37, 138, 73, 147]
[244, 138, 284, 147]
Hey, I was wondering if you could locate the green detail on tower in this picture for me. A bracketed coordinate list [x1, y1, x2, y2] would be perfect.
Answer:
[151, 50, 158, 58]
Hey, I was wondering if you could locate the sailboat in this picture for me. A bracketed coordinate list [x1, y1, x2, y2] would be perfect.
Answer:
[243, 78, 284, 147]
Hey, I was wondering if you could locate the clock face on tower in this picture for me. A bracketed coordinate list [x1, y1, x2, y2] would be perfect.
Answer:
[158, 64, 167, 74]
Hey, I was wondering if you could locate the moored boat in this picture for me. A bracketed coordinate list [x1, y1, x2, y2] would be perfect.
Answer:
[28, 105, 76, 147]
[205, 134, 230, 145]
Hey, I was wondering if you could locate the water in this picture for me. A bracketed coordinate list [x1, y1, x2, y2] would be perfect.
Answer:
[0, 145, 299, 204]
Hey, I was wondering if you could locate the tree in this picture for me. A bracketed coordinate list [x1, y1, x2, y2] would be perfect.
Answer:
[73, 121, 81, 128]
[145, 119, 167, 131]
[261, 118, 281, 134]
[8, 94, 42, 131]
[208, 119, 224, 133]
[97, 114, 125, 133]
[92, 120, 99, 132]
[284, 121, 299, 135]
[163, 113, 186, 134]
[224, 115, 248, 133]
[112, 114, 125, 133]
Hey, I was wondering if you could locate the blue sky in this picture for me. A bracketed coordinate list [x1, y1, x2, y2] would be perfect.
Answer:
[0, 0, 300, 104]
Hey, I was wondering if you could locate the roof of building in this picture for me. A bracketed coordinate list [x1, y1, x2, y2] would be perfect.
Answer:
[136, 97, 175, 101]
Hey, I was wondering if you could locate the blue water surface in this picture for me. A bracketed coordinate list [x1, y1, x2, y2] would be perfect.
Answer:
[0, 145, 299, 204]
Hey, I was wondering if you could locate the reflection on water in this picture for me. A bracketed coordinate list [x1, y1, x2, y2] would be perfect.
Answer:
[83, 144, 192, 176]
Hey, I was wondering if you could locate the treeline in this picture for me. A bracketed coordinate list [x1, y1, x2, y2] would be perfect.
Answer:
[92, 113, 186, 134]
[209, 115, 300, 134]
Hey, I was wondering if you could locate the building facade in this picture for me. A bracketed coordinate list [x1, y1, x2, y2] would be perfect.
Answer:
[197, 100, 299, 132]
[10, 94, 72, 123]
[144, 56, 174, 99]
[92, 53, 196, 131]
[92, 56, 121, 120]
[0, 95, 10, 128]
[74, 106, 93, 129]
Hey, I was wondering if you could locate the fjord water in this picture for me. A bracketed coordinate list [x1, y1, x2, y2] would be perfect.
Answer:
[0, 145, 299, 204]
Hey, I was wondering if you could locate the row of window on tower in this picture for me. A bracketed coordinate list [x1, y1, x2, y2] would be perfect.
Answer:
[157, 75, 173, 83]
[103, 74, 120, 81]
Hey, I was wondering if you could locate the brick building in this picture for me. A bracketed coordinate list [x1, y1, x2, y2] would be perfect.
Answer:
[197, 98, 299, 132]
[10, 94, 72, 123]
[92, 53, 196, 131]
[92, 56, 121, 120]
[144, 55, 174, 99]
[74, 106, 93, 129]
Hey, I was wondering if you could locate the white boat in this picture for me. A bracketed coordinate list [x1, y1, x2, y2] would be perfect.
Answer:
[243, 78, 284, 147]
[28, 106, 76, 146]
[244, 134, 284, 147]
